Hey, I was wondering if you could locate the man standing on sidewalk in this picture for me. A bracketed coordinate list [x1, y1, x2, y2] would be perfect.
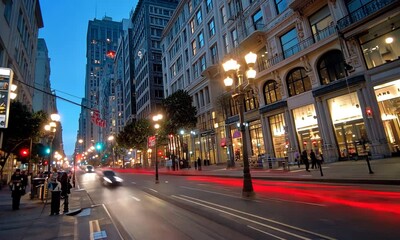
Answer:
[8, 169, 26, 210]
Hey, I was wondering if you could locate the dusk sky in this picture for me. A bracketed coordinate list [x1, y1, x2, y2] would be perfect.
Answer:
[39, 0, 137, 156]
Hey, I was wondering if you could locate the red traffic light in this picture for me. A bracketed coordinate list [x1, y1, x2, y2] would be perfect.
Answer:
[366, 106, 373, 119]
[20, 148, 29, 157]
[43, 160, 48, 166]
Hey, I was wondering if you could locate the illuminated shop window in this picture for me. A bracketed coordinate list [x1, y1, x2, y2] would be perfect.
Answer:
[359, 15, 400, 69]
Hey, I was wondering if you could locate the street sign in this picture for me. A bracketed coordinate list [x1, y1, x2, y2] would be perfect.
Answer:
[0, 68, 14, 128]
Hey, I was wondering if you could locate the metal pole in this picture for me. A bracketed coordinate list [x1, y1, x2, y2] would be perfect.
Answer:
[28, 138, 33, 174]
[235, 93, 254, 198]
[155, 135, 159, 184]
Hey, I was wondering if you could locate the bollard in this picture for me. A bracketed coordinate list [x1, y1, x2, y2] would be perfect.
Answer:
[366, 155, 374, 174]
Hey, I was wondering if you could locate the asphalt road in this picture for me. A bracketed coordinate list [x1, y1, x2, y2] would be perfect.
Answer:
[77, 170, 400, 240]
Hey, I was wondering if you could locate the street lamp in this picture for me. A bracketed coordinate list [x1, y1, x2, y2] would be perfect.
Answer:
[152, 114, 163, 184]
[44, 114, 60, 172]
[108, 135, 115, 168]
[222, 52, 257, 198]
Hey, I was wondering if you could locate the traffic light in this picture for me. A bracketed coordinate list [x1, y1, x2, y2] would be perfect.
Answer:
[95, 142, 103, 151]
[366, 107, 373, 119]
[43, 160, 48, 166]
[45, 147, 51, 154]
[20, 148, 29, 157]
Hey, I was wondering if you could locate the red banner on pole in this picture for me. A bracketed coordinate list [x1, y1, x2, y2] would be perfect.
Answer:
[148, 136, 156, 147]
[91, 110, 106, 128]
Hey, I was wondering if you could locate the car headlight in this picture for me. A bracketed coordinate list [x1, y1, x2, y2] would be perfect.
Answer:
[114, 176, 123, 182]
[103, 177, 112, 183]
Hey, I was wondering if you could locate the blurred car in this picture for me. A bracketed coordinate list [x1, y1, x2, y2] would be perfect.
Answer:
[85, 165, 94, 173]
[98, 170, 123, 186]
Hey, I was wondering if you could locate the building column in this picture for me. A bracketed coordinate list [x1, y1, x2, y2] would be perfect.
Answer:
[358, 88, 391, 158]
[283, 108, 297, 162]
[316, 98, 339, 162]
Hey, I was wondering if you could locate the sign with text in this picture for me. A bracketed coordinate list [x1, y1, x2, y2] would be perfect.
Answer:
[0, 68, 13, 128]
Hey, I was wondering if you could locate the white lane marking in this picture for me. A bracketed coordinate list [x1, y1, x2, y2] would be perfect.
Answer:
[258, 196, 326, 207]
[174, 195, 336, 240]
[181, 186, 260, 201]
[181, 186, 324, 206]
[131, 196, 141, 201]
[148, 188, 158, 193]
[102, 204, 125, 240]
[248, 225, 286, 240]
[131, 182, 137, 184]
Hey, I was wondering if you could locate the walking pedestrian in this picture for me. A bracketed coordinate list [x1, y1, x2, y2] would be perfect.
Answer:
[301, 150, 310, 172]
[8, 169, 26, 210]
[310, 149, 317, 169]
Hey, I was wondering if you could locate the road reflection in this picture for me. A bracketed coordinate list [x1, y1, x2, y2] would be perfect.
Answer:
[186, 176, 400, 215]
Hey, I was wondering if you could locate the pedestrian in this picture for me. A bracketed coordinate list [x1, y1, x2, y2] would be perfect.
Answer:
[49, 179, 62, 215]
[301, 149, 310, 172]
[310, 149, 317, 169]
[8, 169, 26, 210]
[60, 172, 71, 213]
[48, 167, 58, 190]
[197, 157, 202, 171]
[294, 151, 300, 168]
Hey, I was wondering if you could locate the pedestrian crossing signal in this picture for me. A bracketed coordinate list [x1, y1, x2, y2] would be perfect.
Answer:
[366, 107, 373, 119]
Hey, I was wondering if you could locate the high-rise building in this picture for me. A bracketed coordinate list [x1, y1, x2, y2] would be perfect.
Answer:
[0, 0, 44, 109]
[130, 0, 179, 119]
[81, 17, 122, 150]
[33, 38, 56, 114]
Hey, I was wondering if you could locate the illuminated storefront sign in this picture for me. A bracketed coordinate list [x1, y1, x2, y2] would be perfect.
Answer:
[0, 68, 14, 128]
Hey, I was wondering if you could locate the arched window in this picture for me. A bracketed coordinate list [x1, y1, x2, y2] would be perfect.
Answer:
[318, 50, 346, 85]
[286, 67, 311, 96]
[263, 80, 282, 104]
[244, 89, 259, 111]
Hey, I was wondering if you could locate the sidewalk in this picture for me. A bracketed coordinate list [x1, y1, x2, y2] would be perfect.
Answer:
[0, 186, 86, 240]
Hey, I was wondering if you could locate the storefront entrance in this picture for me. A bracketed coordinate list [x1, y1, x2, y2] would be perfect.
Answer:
[334, 121, 369, 160]
[328, 92, 369, 160]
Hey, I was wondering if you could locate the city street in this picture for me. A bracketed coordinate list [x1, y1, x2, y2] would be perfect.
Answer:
[78, 170, 400, 240]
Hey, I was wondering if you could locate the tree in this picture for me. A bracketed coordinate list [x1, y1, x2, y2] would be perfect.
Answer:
[0, 101, 48, 177]
[162, 89, 197, 134]
[116, 118, 154, 168]
[162, 90, 197, 166]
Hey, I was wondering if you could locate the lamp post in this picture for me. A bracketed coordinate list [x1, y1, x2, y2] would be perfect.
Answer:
[152, 114, 163, 184]
[108, 135, 115, 168]
[44, 113, 60, 172]
[74, 139, 83, 188]
[222, 52, 257, 198]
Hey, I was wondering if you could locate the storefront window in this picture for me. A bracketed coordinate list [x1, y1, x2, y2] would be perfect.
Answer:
[231, 129, 242, 163]
[249, 120, 265, 157]
[328, 93, 369, 159]
[292, 104, 322, 154]
[359, 15, 400, 69]
[374, 79, 400, 153]
[269, 113, 286, 158]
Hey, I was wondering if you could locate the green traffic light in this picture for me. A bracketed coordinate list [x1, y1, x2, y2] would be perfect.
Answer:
[45, 148, 51, 154]
[95, 143, 102, 150]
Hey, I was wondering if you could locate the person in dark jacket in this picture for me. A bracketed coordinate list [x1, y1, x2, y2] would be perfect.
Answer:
[197, 157, 202, 171]
[310, 149, 318, 169]
[60, 172, 71, 213]
[9, 169, 26, 210]
[301, 150, 310, 172]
